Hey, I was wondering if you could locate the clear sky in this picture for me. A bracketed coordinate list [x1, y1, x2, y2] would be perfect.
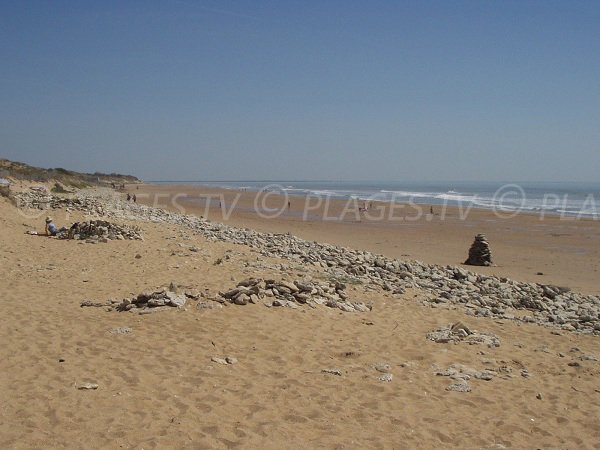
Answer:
[1, 0, 599, 182]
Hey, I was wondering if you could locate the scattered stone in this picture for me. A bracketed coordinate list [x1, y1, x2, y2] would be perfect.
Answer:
[427, 324, 500, 347]
[211, 356, 237, 365]
[77, 383, 99, 390]
[322, 369, 342, 376]
[109, 327, 132, 334]
[196, 302, 223, 310]
[211, 356, 229, 365]
[218, 278, 369, 313]
[374, 363, 391, 373]
[536, 393, 543, 400]
[378, 373, 393, 382]
[446, 381, 471, 392]
[80, 300, 109, 308]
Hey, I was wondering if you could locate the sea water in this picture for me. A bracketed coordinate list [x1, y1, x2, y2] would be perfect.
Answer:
[154, 180, 600, 219]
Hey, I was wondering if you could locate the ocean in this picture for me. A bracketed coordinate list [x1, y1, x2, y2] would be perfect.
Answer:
[154, 180, 600, 219]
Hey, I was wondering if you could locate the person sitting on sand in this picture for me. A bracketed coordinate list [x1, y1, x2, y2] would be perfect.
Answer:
[44, 217, 67, 237]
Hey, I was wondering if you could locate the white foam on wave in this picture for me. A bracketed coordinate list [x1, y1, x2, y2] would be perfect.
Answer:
[379, 190, 433, 198]
[434, 192, 477, 202]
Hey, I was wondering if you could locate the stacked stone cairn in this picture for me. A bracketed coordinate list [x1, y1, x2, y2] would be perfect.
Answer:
[220, 278, 371, 312]
[66, 220, 142, 241]
[464, 234, 492, 266]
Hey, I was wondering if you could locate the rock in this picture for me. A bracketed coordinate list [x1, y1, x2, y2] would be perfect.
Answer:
[474, 371, 494, 381]
[427, 325, 500, 347]
[211, 356, 229, 365]
[322, 369, 342, 376]
[446, 381, 471, 392]
[196, 302, 223, 310]
[109, 327, 132, 334]
[450, 321, 471, 335]
[378, 373, 393, 382]
[374, 363, 391, 373]
[234, 293, 249, 305]
[212, 356, 237, 365]
[77, 383, 99, 390]
[166, 293, 187, 307]
[147, 298, 166, 307]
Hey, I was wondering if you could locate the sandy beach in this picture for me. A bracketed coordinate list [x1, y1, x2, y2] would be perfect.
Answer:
[1, 182, 599, 449]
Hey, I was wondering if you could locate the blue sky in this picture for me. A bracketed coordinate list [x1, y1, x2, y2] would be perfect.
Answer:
[1, 0, 599, 181]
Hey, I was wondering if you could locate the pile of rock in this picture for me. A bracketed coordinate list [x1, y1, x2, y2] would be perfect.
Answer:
[67, 220, 143, 241]
[426, 322, 500, 347]
[464, 234, 492, 266]
[113, 287, 188, 313]
[219, 278, 372, 313]
[434, 363, 498, 393]
[14, 190, 107, 215]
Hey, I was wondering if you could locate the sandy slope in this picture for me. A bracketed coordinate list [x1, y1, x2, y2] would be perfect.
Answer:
[1, 192, 599, 449]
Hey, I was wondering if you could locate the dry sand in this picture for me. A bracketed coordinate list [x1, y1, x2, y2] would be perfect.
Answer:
[1, 185, 599, 449]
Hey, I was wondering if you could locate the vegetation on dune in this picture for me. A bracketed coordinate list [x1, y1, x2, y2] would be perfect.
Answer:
[0, 158, 141, 187]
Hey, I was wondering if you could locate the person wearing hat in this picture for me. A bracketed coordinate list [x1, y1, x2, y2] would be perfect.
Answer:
[44, 217, 67, 236]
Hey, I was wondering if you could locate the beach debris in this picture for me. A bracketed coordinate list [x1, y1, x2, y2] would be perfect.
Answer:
[321, 369, 343, 376]
[464, 233, 492, 266]
[427, 323, 500, 347]
[219, 278, 371, 313]
[77, 383, 99, 390]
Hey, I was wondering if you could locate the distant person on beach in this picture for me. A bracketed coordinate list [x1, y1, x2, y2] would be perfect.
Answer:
[132, 194, 137, 203]
[126, 193, 131, 201]
[44, 217, 67, 237]
[430, 206, 434, 215]
[288, 201, 291, 209]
